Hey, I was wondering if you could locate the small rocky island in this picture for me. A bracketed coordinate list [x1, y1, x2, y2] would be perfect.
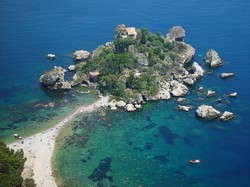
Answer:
[39, 24, 235, 119]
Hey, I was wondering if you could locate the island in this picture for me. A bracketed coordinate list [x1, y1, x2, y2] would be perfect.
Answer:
[40, 24, 205, 112]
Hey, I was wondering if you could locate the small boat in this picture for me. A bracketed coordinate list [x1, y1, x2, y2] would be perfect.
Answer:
[189, 159, 200, 164]
[47, 54, 56, 60]
[14, 134, 22, 139]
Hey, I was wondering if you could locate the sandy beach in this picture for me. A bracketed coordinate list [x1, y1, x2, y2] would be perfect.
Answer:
[8, 96, 109, 187]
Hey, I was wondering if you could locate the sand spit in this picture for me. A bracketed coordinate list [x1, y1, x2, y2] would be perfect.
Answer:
[8, 96, 109, 187]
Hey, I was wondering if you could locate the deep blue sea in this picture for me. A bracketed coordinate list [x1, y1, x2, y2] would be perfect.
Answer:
[1, 0, 250, 186]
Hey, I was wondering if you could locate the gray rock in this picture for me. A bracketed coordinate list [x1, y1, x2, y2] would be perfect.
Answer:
[170, 80, 189, 96]
[192, 62, 205, 77]
[196, 105, 221, 120]
[126, 104, 136, 112]
[229, 92, 237, 97]
[73, 50, 90, 61]
[178, 105, 192, 112]
[116, 100, 126, 108]
[166, 26, 185, 42]
[91, 45, 105, 58]
[136, 53, 149, 67]
[171, 42, 195, 65]
[207, 90, 216, 97]
[177, 97, 186, 103]
[198, 87, 204, 93]
[204, 50, 223, 67]
[108, 100, 118, 111]
[220, 73, 236, 79]
[220, 111, 234, 122]
[183, 74, 198, 85]
[39, 66, 70, 89]
[68, 65, 76, 71]
[135, 104, 142, 109]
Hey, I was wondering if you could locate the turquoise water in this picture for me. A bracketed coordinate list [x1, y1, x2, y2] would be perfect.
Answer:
[1, 0, 250, 186]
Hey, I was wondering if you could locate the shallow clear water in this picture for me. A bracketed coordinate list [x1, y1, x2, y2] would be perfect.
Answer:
[1, 0, 250, 186]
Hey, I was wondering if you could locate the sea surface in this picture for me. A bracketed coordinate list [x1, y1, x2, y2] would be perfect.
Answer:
[1, 0, 250, 186]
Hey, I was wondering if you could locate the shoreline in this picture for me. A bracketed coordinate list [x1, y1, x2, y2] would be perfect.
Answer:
[8, 96, 109, 187]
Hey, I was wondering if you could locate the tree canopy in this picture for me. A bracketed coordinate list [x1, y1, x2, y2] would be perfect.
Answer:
[0, 140, 26, 187]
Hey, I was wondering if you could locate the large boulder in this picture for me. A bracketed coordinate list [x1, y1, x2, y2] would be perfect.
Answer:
[68, 65, 76, 71]
[126, 104, 136, 112]
[192, 62, 205, 77]
[73, 50, 90, 61]
[229, 92, 237, 97]
[204, 50, 223, 67]
[108, 100, 118, 111]
[116, 100, 126, 108]
[220, 111, 234, 122]
[166, 26, 185, 42]
[183, 74, 198, 85]
[39, 66, 71, 89]
[196, 105, 221, 120]
[170, 80, 189, 96]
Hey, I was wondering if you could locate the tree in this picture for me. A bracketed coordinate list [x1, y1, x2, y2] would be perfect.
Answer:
[0, 140, 26, 187]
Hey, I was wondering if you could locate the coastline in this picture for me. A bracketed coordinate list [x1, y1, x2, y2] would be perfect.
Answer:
[8, 96, 109, 187]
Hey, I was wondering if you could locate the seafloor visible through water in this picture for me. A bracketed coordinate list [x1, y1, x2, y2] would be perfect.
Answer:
[53, 83, 246, 187]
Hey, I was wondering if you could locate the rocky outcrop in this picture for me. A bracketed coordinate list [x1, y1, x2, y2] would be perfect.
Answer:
[170, 80, 189, 97]
[207, 90, 215, 97]
[166, 26, 185, 42]
[126, 104, 136, 112]
[220, 111, 234, 122]
[73, 50, 90, 61]
[220, 73, 236, 79]
[136, 53, 149, 67]
[171, 42, 195, 65]
[192, 62, 205, 77]
[229, 92, 237, 97]
[204, 50, 223, 67]
[39, 66, 71, 90]
[196, 105, 221, 120]
[178, 105, 192, 112]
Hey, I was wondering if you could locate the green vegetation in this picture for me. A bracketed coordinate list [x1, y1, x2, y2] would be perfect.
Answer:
[0, 140, 26, 187]
[76, 25, 189, 100]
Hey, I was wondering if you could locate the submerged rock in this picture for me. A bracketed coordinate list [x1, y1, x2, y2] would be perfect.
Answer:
[220, 111, 234, 122]
[204, 50, 223, 67]
[196, 105, 221, 120]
